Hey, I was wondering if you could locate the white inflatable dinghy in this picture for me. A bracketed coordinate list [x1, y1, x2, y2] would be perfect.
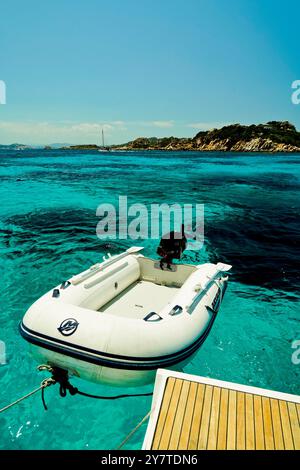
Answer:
[20, 247, 231, 387]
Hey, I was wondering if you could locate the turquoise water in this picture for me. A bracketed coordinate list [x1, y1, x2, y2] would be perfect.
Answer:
[0, 149, 299, 449]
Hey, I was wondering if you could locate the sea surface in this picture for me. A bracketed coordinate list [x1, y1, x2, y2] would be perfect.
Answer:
[0, 149, 299, 449]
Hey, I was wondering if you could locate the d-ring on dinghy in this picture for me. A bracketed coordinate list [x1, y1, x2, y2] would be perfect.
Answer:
[20, 237, 231, 387]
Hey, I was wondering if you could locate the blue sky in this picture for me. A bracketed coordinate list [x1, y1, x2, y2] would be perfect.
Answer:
[0, 0, 300, 144]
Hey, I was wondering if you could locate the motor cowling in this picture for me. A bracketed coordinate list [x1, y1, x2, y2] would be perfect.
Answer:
[157, 224, 187, 266]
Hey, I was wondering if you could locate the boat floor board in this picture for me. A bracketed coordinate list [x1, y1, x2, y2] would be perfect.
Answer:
[99, 280, 178, 319]
[142, 369, 300, 450]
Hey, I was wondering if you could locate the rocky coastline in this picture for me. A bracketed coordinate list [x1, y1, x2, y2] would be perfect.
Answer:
[110, 121, 300, 153]
[11, 120, 297, 153]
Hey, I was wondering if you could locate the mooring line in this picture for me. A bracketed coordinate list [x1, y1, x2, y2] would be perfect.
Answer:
[0, 378, 55, 413]
[0, 364, 153, 418]
[117, 410, 151, 450]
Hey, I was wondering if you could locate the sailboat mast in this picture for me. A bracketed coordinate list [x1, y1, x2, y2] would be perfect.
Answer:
[102, 129, 105, 148]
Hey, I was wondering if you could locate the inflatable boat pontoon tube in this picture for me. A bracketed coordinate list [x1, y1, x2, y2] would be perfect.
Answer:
[20, 248, 231, 387]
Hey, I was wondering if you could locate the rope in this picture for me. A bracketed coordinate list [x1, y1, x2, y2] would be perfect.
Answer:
[75, 390, 153, 400]
[0, 378, 55, 414]
[117, 410, 151, 450]
[0, 365, 153, 414]
[43, 365, 153, 401]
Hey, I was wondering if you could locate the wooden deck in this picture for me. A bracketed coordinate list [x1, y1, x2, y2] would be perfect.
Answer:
[142, 370, 300, 450]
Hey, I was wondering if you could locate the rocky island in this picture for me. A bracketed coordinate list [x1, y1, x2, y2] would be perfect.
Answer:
[110, 121, 300, 152]
[0, 143, 30, 150]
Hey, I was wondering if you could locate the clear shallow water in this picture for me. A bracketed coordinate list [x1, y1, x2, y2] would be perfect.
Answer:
[0, 149, 299, 449]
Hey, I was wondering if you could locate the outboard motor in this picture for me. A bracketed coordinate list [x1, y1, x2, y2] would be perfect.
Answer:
[157, 224, 187, 269]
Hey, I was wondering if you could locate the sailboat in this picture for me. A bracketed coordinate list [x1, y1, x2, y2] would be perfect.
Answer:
[98, 128, 110, 152]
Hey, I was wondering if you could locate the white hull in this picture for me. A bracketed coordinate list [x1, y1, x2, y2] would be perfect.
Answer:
[20, 249, 231, 387]
[28, 344, 197, 387]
